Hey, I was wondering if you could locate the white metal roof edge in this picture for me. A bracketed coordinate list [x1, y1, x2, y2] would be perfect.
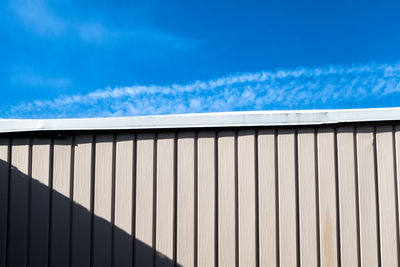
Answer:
[1, 107, 400, 133]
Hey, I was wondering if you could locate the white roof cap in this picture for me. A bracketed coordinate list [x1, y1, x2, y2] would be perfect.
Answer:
[0, 107, 400, 133]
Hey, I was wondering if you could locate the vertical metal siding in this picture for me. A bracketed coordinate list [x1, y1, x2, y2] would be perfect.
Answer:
[0, 125, 400, 266]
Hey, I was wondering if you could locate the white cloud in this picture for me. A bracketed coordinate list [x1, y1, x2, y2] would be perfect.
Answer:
[8, 0, 201, 48]
[10, 72, 70, 88]
[3, 61, 400, 118]
[9, 0, 67, 35]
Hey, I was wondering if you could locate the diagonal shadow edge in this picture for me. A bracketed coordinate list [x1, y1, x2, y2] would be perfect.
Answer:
[0, 159, 179, 267]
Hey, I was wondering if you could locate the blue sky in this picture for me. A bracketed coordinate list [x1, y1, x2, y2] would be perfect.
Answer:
[1, 0, 400, 118]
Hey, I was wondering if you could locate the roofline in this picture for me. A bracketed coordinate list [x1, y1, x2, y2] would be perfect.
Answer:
[1, 107, 400, 133]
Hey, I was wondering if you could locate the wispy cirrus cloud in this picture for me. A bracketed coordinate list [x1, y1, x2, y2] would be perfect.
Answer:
[2, 61, 400, 118]
[8, 0, 201, 49]
[10, 71, 71, 88]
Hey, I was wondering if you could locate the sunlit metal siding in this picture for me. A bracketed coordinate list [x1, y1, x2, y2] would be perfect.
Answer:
[0, 109, 400, 266]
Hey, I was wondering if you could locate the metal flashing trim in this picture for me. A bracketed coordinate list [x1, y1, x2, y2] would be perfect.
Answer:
[0, 107, 400, 133]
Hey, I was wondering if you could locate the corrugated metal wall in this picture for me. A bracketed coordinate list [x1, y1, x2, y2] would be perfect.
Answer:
[0, 125, 400, 267]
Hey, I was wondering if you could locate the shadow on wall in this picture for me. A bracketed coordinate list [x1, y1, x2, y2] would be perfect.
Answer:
[0, 159, 178, 267]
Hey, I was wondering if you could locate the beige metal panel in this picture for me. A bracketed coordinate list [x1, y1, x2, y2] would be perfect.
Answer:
[218, 131, 236, 267]
[114, 134, 134, 267]
[197, 132, 216, 267]
[298, 129, 318, 267]
[356, 127, 379, 267]
[4, 123, 400, 267]
[237, 130, 256, 266]
[50, 136, 72, 267]
[177, 132, 195, 267]
[396, 126, 400, 261]
[156, 133, 175, 267]
[337, 127, 359, 267]
[257, 130, 277, 267]
[0, 138, 9, 266]
[317, 129, 338, 267]
[92, 135, 114, 267]
[71, 135, 93, 267]
[277, 130, 297, 267]
[29, 138, 51, 267]
[8, 138, 30, 267]
[376, 126, 398, 267]
[135, 133, 155, 267]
